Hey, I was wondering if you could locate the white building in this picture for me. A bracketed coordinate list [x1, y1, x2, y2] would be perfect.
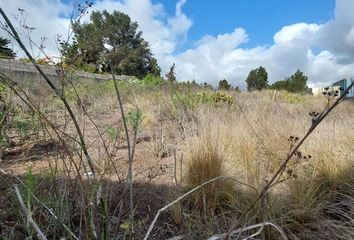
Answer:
[312, 85, 340, 96]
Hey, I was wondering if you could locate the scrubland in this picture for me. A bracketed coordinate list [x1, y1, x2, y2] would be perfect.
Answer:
[0, 77, 354, 239]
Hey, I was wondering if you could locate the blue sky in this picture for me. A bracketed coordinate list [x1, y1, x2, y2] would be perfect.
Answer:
[1, 0, 354, 87]
[154, 0, 335, 51]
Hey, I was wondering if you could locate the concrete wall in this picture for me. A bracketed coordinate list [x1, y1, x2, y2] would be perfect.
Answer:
[0, 59, 131, 89]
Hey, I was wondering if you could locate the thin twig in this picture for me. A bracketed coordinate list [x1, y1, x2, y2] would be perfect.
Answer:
[144, 176, 257, 240]
[173, 149, 178, 188]
[0, 7, 96, 175]
[209, 221, 287, 240]
[14, 184, 48, 240]
[0, 73, 84, 183]
[110, 67, 134, 221]
[69, 82, 121, 182]
[0, 10, 97, 237]
[1, 169, 79, 239]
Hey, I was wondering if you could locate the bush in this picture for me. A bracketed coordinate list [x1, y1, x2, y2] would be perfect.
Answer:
[0, 83, 13, 146]
[141, 74, 164, 87]
[172, 91, 234, 110]
[35, 58, 49, 65]
[80, 63, 97, 73]
[280, 91, 310, 104]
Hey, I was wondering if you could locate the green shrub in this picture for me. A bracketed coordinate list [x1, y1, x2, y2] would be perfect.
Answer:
[280, 91, 309, 104]
[210, 92, 233, 105]
[172, 91, 234, 110]
[14, 115, 39, 142]
[0, 83, 13, 146]
[35, 58, 49, 65]
[126, 110, 143, 131]
[80, 63, 97, 73]
[141, 74, 164, 87]
[172, 92, 196, 109]
[106, 126, 119, 141]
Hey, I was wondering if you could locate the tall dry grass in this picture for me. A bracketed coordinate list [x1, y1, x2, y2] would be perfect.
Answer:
[2, 69, 354, 239]
[132, 89, 354, 239]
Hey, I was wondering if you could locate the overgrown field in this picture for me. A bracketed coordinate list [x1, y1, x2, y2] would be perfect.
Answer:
[0, 76, 354, 239]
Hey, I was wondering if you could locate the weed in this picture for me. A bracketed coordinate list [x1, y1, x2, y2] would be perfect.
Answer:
[126, 110, 143, 131]
[106, 126, 119, 141]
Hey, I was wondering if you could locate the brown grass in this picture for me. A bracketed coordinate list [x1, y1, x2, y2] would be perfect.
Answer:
[1, 79, 354, 239]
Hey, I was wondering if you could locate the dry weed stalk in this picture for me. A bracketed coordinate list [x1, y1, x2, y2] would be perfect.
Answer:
[221, 79, 354, 239]
[111, 67, 135, 223]
[0, 7, 95, 175]
[14, 184, 47, 240]
[144, 176, 257, 240]
[0, 7, 137, 239]
[0, 167, 79, 239]
[209, 221, 288, 240]
[0, 73, 84, 180]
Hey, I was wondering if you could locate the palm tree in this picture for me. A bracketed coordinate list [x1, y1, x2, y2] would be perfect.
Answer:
[0, 37, 15, 59]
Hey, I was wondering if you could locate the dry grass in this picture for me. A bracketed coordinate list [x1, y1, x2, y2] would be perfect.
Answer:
[1, 79, 354, 239]
[184, 126, 233, 214]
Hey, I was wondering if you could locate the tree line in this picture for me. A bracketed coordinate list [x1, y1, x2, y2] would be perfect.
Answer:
[0, 9, 308, 93]
[244, 66, 308, 93]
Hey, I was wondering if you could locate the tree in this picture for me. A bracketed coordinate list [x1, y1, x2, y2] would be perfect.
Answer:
[62, 10, 158, 78]
[148, 57, 161, 77]
[270, 69, 308, 93]
[166, 63, 176, 82]
[270, 80, 288, 91]
[218, 79, 231, 90]
[0, 37, 15, 59]
[246, 66, 268, 91]
[203, 82, 213, 89]
[287, 69, 308, 92]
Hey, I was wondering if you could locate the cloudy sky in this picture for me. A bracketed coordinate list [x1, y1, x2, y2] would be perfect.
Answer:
[1, 0, 354, 88]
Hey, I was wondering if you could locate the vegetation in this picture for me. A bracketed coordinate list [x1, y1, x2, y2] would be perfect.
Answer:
[218, 79, 231, 90]
[61, 10, 159, 78]
[271, 69, 308, 93]
[1, 6, 354, 240]
[1, 71, 353, 239]
[0, 37, 15, 59]
[147, 57, 161, 77]
[246, 66, 268, 91]
[166, 63, 176, 82]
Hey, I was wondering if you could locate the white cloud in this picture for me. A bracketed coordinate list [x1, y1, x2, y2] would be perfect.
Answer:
[169, 4, 354, 87]
[315, 0, 354, 64]
[170, 23, 323, 87]
[345, 28, 354, 47]
[0, 0, 71, 57]
[1, 0, 354, 88]
[273, 23, 319, 44]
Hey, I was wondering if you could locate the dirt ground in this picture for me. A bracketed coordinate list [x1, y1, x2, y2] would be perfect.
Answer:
[0, 108, 184, 239]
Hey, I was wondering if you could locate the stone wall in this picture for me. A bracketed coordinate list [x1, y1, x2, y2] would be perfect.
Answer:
[0, 59, 131, 88]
